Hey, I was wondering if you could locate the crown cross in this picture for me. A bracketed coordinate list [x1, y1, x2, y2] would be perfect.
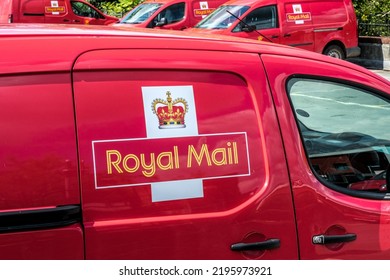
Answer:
[152, 91, 189, 129]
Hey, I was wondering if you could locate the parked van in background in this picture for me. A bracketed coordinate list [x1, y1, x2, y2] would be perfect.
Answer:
[188, 0, 360, 59]
[1, 0, 118, 25]
[116, 0, 226, 30]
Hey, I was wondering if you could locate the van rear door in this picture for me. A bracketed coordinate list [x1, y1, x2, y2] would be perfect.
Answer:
[73, 47, 299, 259]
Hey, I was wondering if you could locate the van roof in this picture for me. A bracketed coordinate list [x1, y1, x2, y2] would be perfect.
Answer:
[0, 23, 368, 76]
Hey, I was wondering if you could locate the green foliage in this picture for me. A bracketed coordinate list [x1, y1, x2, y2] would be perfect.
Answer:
[353, 0, 390, 36]
[353, 0, 390, 22]
[88, 0, 143, 17]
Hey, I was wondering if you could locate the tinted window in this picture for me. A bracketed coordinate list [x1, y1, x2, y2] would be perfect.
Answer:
[195, 5, 250, 29]
[150, 2, 185, 27]
[233, 5, 277, 32]
[71, 1, 103, 19]
[120, 3, 162, 24]
[288, 78, 390, 196]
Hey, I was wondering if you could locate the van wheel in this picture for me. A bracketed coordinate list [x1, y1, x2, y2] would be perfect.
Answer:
[323, 45, 345, 59]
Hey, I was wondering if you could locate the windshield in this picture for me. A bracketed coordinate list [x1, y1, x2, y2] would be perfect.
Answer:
[195, 5, 250, 29]
[120, 3, 163, 24]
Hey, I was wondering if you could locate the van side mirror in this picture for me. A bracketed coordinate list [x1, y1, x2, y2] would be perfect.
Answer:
[241, 25, 256, 32]
[155, 17, 167, 27]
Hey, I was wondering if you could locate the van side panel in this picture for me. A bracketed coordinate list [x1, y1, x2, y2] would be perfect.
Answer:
[73, 49, 298, 259]
[0, 72, 83, 259]
[310, 0, 355, 54]
[310, 0, 347, 25]
[263, 54, 390, 259]
[0, 225, 84, 259]
[281, 2, 314, 51]
[8, 0, 117, 24]
[20, 0, 45, 23]
[189, 0, 223, 27]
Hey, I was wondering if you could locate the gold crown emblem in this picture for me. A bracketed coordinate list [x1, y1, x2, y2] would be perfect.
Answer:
[201, 3, 207, 8]
[152, 91, 188, 129]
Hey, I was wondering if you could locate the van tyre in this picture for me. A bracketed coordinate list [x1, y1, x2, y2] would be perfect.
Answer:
[323, 45, 345, 59]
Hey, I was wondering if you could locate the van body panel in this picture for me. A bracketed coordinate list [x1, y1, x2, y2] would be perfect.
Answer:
[190, 0, 360, 58]
[0, 25, 390, 259]
[0, 72, 79, 210]
[262, 54, 390, 259]
[0, 65, 83, 259]
[73, 49, 298, 259]
[0, 0, 118, 24]
[0, 225, 84, 260]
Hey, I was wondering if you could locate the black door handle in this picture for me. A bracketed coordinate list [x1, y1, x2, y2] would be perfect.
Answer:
[312, 233, 356, 245]
[231, 238, 280, 251]
[0, 205, 81, 233]
[270, 35, 279, 39]
[284, 33, 291, 37]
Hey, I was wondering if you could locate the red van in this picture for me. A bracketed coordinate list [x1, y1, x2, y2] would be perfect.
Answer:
[0, 24, 389, 260]
[187, 0, 360, 59]
[1, 0, 118, 24]
[115, 0, 226, 30]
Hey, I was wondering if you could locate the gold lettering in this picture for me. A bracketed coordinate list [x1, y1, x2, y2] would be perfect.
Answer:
[211, 148, 227, 166]
[123, 154, 140, 173]
[233, 142, 239, 164]
[187, 144, 212, 167]
[141, 153, 156, 177]
[174, 146, 180, 168]
[106, 150, 123, 174]
[227, 142, 233, 164]
[157, 151, 174, 170]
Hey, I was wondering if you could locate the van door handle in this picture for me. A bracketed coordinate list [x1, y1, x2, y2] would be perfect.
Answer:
[0, 205, 81, 234]
[270, 35, 279, 39]
[231, 238, 280, 251]
[283, 33, 291, 37]
[312, 233, 356, 245]
[73, 20, 81, 23]
[63, 19, 70, 22]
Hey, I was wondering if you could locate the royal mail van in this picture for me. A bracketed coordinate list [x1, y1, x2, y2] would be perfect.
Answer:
[116, 0, 226, 30]
[0, 24, 389, 260]
[187, 0, 360, 59]
[1, 0, 118, 24]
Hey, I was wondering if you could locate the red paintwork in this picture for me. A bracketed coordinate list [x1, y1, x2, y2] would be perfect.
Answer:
[1, 0, 117, 25]
[261, 54, 390, 259]
[187, 0, 359, 57]
[0, 24, 389, 259]
[0, 225, 84, 260]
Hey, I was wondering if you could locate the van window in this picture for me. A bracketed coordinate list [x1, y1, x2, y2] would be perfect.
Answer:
[150, 2, 185, 27]
[71, 1, 103, 19]
[233, 5, 277, 32]
[195, 5, 250, 29]
[120, 3, 162, 24]
[288, 78, 390, 197]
